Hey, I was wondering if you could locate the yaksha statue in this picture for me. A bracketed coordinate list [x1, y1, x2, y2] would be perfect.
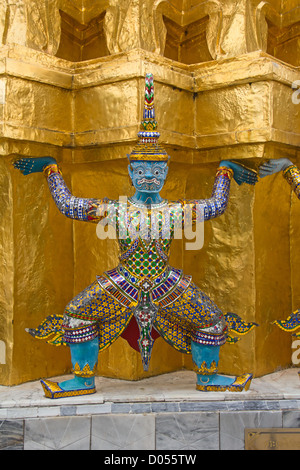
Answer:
[260, 158, 300, 350]
[14, 74, 258, 398]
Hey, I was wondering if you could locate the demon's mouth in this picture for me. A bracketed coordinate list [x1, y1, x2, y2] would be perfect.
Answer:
[137, 177, 161, 190]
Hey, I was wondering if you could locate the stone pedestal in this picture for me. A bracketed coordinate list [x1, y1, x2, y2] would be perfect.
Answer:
[1, 369, 300, 450]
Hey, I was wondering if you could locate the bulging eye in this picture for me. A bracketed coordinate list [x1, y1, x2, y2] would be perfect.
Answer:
[153, 169, 160, 176]
[138, 169, 144, 176]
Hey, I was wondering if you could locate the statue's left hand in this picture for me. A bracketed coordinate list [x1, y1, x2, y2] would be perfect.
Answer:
[259, 158, 293, 178]
[220, 160, 258, 186]
[13, 157, 57, 175]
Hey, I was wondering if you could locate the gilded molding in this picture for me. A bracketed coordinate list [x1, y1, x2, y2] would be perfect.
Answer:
[0, 1, 299, 64]
[0, 46, 298, 160]
[0, 0, 61, 54]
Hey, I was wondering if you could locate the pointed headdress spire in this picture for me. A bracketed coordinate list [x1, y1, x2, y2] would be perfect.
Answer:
[129, 73, 169, 162]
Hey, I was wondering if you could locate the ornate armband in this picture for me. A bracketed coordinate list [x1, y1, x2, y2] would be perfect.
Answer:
[216, 166, 234, 179]
[283, 165, 300, 199]
[43, 163, 62, 178]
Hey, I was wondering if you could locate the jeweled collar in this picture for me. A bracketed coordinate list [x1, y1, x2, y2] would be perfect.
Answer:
[128, 197, 168, 209]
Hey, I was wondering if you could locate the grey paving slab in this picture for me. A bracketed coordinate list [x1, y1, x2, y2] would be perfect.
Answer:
[91, 414, 155, 450]
[220, 410, 283, 450]
[156, 412, 219, 450]
[24, 416, 91, 450]
[0, 419, 23, 450]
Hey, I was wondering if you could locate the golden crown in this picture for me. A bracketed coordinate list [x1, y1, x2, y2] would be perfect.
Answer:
[128, 74, 169, 162]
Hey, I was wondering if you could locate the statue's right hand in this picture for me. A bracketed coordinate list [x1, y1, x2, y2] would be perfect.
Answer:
[13, 157, 57, 175]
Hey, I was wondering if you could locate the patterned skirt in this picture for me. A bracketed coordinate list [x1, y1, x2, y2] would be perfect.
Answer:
[28, 278, 256, 354]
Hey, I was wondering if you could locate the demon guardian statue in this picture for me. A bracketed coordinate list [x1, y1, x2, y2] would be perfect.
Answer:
[14, 74, 257, 398]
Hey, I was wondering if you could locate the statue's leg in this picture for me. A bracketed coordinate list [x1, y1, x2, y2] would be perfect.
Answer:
[191, 321, 252, 391]
[190, 290, 252, 391]
[40, 280, 133, 398]
[41, 282, 101, 399]
[41, 325, 99, 398]
[155, 284, 252, 391]
[56, 317, 99, 392]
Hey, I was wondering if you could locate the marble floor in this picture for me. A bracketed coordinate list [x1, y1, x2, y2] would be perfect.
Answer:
[1, 368, 300, 450]
[0, 367, 300, 418]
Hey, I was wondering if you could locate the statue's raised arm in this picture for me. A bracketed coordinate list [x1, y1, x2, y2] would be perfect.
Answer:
[206, 160, 257, 220]
[13, 156, 110, 222]
[13, 156, 56, 175]
[259, 158, 300, 200]
[181, 160, 257, 226]
[260, 158, 300, 351]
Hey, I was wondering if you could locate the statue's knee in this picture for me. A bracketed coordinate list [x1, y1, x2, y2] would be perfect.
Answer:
[192, 317, 228, 346]
[62, 315, 99, 344]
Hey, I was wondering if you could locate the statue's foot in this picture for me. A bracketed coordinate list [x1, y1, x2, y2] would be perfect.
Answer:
[41, 377, 96, 399]
[196, 373, 252, 392]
